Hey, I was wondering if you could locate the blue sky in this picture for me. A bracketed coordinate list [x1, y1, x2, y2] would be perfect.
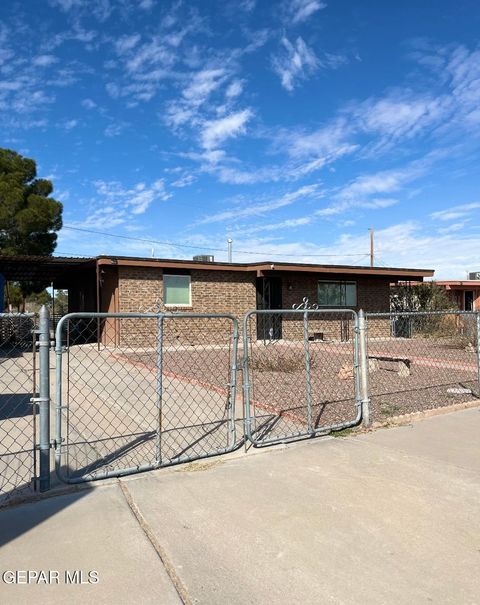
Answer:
[1, 0, 480, 278]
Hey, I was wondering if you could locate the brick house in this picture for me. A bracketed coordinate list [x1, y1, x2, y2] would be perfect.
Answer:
[435, 280, 480, 312]
[0, 255, 434, 343]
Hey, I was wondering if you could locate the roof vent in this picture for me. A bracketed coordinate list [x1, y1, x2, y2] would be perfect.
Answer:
[193, 255, 214, 263]
[468, 271, 480, 280]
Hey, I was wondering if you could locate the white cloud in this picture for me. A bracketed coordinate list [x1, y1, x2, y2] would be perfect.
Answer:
[63, 119, 78, 130]
[171, 174, 196, 188]
[431, 202, 480, 221]
[196, 184, 320, 224]
[225, 79, 244, 99]
[228, 216, 313, 237]
[94, 179, 172, 216]
[200, 108, 253, 149]
[81, 98, 96, 109]
[272, 36, 319, 91]
[115, 34, 141, 55]
[32, 54, 58, 67]
[287, 0, 327, 23]
[104, 121, 128, 137]
[182, 68, 228, 105]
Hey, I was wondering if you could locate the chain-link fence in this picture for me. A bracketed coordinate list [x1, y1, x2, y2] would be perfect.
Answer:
[1, 307, 479, 494]
[243, 309, 361, 446]
[0, 313, 38, 503]
[55, 312, 241, 483]
[365, 311, 480, 422]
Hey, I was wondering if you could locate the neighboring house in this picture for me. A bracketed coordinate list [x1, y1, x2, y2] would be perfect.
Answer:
[435, 280, 480, 311]
[0, 255, 434, 343]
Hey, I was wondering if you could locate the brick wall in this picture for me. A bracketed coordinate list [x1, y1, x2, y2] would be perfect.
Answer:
[280, 273, 390, 341]
[114, 266, 392, 345]
[117, 266, 256, 346]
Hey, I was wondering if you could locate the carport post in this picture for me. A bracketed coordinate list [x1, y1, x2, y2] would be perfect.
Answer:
[38, 305, 51, 491]
[358, 310, 371, 428]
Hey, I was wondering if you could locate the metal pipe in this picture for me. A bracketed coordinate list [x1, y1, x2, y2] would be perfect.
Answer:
[357, 309, 371, 427]
[38, 305, 51, 491]
[303, 311, 314, 434]
[227, 318, 239, 447]
[55, 318, 63, 482]
[227, 238, 233, 263]
[155, 316, 163, 466]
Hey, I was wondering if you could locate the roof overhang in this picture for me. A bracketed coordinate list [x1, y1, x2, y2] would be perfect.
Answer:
[436, 281, 480, 289]
[97, 255, 434, 280]
[0, 255, 96, 285]
[0, 254, 435, 285]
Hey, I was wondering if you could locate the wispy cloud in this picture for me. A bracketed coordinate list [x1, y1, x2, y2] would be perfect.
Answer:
[286, 0, 327, 24]
[272, 36, 319, 91]
[200, 108, 253, 149]
[196, 184, 321, 224]
[431, 202, 480, 221]
[94, 179, 172, 216]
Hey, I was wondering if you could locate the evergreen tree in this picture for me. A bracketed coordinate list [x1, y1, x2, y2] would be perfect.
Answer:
[0, 148, 62, 256]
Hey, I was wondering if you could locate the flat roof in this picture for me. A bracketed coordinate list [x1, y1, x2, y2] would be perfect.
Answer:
[436, 281, 480, 288]
[0, 254, 434, 282]
[97, 255, 434, 279]
[0, 255, 95, 282]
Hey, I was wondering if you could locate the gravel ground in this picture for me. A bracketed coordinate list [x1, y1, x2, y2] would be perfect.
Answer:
[127, 335, 479, 438]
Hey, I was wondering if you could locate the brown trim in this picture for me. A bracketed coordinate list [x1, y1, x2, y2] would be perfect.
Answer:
[97, 257, 433, 279]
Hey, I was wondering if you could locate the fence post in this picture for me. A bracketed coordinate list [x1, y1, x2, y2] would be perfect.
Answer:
[38, 305, 51, 491]
[155, 315, 163, 467]
[357, 309, 371, 428]
[476, 312, 480, 399]
[303, 311, 314, 434]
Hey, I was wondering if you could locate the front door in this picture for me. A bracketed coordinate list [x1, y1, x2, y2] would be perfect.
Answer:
[256, 277, 283, 340]
[464, 290, 474, 311]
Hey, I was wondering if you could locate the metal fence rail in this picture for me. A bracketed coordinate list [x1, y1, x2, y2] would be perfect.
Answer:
[55, 312, 241, 483]
[243, 309, 361, 446]
[0, 313, 38, 502]
[365, 311, 480, 422]
[1, 307, 479, 495]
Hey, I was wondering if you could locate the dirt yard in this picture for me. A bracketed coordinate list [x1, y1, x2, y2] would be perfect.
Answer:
[127, 334, 479, 438]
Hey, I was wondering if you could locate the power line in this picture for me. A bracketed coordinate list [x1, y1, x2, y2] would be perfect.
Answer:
[61, 225, 368, 259]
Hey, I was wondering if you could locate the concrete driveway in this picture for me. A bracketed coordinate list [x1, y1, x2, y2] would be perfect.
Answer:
[1, 407, 479, 604]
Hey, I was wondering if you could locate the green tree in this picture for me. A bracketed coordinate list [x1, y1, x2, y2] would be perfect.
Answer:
[4, 282, 23, 312]
[0, 148, 63, 256]
[390, 282, 454, 312]
[53, 289, 68, 315]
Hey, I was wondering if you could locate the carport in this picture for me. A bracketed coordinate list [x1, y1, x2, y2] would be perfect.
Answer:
[0, 255, 97, 313]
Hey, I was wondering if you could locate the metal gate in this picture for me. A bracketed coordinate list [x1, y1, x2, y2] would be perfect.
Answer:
[0, 313, 38, 502]
[54, 312, 241, 483]
[243, 309, 362, 446]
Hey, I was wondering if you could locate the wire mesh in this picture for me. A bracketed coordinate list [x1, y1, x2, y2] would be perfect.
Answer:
[365, 311, 480, 422]
[243, 310, 361, 446]
[0, 313, 37, 503]
[56, 313, 240, 482]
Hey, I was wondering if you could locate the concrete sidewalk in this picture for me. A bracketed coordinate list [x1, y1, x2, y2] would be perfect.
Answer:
[1, 407, 479, 604]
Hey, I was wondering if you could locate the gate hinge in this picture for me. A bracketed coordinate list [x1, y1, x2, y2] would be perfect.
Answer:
[30, 396, 49, 404]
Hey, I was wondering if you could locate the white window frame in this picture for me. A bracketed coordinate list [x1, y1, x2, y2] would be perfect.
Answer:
[163, 274, 192, 307]
[317, 280, 357, 307]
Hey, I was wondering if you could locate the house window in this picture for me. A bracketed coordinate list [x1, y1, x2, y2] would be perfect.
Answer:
[164, 274, 191, 306]
[317, 281, 357, 307]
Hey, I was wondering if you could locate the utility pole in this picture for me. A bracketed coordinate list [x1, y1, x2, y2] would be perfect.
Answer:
[227, 238, 233, 263]
[369, 228, 374, 267]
